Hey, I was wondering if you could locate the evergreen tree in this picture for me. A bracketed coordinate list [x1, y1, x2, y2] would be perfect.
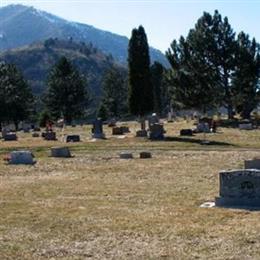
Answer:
[128, 25, 153, 116]
[232, 32, 260, 119]
[166, 10, 237, 116]
[45, 57, 88, 124]
[99, 66, 128, 118]
[0, 62, 34, 129]
[150, 62, 164, 115]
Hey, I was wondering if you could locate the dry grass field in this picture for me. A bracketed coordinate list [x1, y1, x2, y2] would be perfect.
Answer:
[0, 120, 260, 259]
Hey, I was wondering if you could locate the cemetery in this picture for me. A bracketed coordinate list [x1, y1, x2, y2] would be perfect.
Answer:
[0, 4, 259, 258]
[0, 119, 260, 259]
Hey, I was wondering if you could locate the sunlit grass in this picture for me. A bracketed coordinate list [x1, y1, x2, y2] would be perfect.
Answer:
[0, 120, 260, 259]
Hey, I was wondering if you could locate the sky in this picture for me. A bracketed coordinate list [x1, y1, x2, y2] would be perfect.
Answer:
[0, 0, 259, 52]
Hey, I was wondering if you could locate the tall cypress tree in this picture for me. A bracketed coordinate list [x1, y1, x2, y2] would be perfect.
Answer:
[128, 25, 153, 116]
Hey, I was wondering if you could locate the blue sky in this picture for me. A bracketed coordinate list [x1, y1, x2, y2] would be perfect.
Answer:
[1, 0, 259, 52]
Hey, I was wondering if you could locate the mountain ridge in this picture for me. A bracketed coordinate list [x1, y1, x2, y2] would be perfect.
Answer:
[0, 4, 169, 67]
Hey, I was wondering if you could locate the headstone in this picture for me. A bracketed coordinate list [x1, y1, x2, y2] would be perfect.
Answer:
[121, 126, 130, 133]
[148, 113, 159, 128]
[239, 123, 253, 130]
[66, 135, 80, 142]
[196, 122, 210, 133]
[245, 159, 260, 169]
[108, 118, 116, 127]
[180, 129, 193, 136]
[136, 129, 147, 137]
[51, 147, 71, 158]
[140, 151, 152, 159]
[148, 123, 165, 140]
[43, 132, 56, 141]
[33, 127, 41, 132]
[215, 169, 260, 208]
[3, 133, 17, 141]
[8, 151, 35, 165]
[112, 127, 124, 135]
[119, 152, 133, 159]
[32, 133, 40, 138]
[92, 118, 105, 139]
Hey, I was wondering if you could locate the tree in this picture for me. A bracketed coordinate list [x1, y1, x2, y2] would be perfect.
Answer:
[128, 25, 153, 116]
[232, 32, 260, 119]
[166, 10, 237, 117]
[150, 62, 164, 115]
[166, 36, 220, 113]
[45, 56, 88, 124]
[0, 62, 34, 129]
[99, 66, 128, 118]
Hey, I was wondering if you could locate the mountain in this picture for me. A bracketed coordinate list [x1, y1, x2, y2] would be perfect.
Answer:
[0, 38, 124, 99]
[0, 4, 169, 67]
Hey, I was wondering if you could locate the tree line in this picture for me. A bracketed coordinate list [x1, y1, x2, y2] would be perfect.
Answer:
[0, 9, 259, 129]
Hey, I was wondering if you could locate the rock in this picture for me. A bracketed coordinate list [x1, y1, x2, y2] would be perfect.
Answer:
[50, 147, 71, 158]
[140, 152, 152, 159]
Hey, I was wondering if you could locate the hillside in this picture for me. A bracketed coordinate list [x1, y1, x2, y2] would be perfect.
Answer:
[0, 4, 169, 67]
[0, 39, 124, 98]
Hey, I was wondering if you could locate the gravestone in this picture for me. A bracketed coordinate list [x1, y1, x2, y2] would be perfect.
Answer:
[180, 129, 193, 136]
[140, 151, 152, 159]
[119, 152, 133, 159]
[51, 147, 71, 158]
[112, 127, 124, 135]
[239, 123, 253, 130]
[66, 135, 80, 142]
[108, 118, 116, 127]
[196, 122, 210, 133]
[215, 169, 260, 208]
[9, 151, 35, 165]
[148, 113, 159, 128]
[245, 159, 260, 169]
[92, 119, 105, 139]
[148, 123, 165, 140]
[33, 127, 41, 132]
[3, 133, 17, 141]
[121, 126, 130, 133]
[136, 129, 147, 137]
[43, 132, 56, 141]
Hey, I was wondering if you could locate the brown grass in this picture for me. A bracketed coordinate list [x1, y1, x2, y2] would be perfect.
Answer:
[0, 121, 260, 259]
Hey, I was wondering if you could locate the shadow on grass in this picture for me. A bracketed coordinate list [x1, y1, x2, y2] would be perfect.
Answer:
[164, 136, 233, 146]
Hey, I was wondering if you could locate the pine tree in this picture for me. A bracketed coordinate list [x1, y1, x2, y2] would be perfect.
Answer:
[0, 62, 34, 129]
[99, 66, 128, 118]
[128, 25, 153, 116]
[45, 57, 88, 124]
[166, 10, 237, 116]
[232, 32, 260, 119]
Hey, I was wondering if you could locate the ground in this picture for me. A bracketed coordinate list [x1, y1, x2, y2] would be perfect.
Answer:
[0, 120, 260, 259]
